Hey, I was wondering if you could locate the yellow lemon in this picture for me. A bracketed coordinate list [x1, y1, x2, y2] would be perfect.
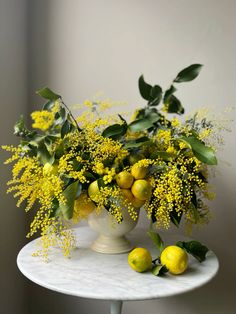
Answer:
[131, 179, 152, 201]
[131, 163, 148, 179]
[121, 189, 145, 208]
[73, 192, 95, 221]
[88, 180, 100, 202]
[128, 247, 152, 272]
[160, 245, 188, 275]
[116, 171, 134, 189]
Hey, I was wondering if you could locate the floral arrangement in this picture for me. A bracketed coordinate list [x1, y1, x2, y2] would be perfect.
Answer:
[3, 64, 225, 260]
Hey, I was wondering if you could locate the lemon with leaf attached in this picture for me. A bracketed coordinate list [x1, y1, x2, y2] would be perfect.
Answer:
[128, 247, 152, 273]
[160, 245, 188, 275]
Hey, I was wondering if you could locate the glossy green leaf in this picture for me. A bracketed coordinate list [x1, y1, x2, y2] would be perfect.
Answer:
[42, 101, 55, 111]
[36, 87, 61, 101]
[163, 85, 177, 103]
[37, 142, 54, 164]
[166, 95, 184, 114]
[174, 64, 203, 83]
[102, 123, 127, 140]
[61, 120, 71, 138]
[75, 183, 82, 199]
[129, 118, 154, 132]
[170, 210, 183, 227]
[124, 136, 149, 149]
[147, 230, 164, 252]
[60, 180, 79, 220]
[176, 240, 209, 262]
[148, 85, 162, 106]
[150, 151, 174, 160]
[138, 75, 152, 100]
[152, 264, 168, 276]
[179, 136, 217, 165]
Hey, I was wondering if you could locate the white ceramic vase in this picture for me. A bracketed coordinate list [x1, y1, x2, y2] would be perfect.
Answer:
[87, 208, 139, 254]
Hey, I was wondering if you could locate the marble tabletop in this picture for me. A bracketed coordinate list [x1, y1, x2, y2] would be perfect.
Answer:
[17, 226, 219, 301]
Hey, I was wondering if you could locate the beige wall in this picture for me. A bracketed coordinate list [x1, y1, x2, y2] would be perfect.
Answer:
[0, 0, 29, 313]
[1, 0, 236, 313]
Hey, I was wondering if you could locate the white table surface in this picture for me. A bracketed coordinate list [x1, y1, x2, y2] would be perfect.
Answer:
[17, 226, 219, 302]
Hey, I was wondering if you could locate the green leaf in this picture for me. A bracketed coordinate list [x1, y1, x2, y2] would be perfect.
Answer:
[145, 110, 160, 123]
[36, 87, 61, 101]
[170, 210, 183, 227]
[150, 151, 175, 160]
[152, 264, 169, 276]
[129, 118, 154, 132]
[179, 136, 217, 165]
[176, 240, 209, 262]
[163, 85, 177, 103]
[75, 183, 82, 199]
[166, 95, 184, 114]
[97, 178, 106, 190]
[138, 75, 152, 100]
[102, 123, 127, 140]
[14, 116, 36, 139]
[60, 180, 79, 220]
[42, 101, 55, 111]
[124, 136, 149, 149]
[37, 142, 54, 164]
[147, 231, 164, 253]
[174, 64, 203, 83]
[148, 85, 162, 106]
[61, 120, 71, 138]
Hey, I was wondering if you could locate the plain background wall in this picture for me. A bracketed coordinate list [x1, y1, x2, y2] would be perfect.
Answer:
[1, 0, 236, 313]
[0, 0, 29, 314]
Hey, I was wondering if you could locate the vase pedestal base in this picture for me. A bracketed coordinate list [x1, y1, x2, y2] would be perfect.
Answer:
[91, 234, 133, 254]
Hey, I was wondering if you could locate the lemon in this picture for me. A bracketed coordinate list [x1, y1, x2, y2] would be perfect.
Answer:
[121, 189, 145, 208]
[73, 192, 95, 220]
[88, 180, 100, 202]
[131, 163, 148, 179]
[160, 245, 188, 275]
[128, 247, 152, 272]
[116, 171, 134, 189]
[131, 179, 152, 201]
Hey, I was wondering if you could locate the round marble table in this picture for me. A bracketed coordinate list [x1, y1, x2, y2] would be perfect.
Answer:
[17, 226, 219, 314]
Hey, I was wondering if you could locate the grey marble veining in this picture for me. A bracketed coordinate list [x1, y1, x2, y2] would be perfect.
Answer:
[17, 227, 219, 301]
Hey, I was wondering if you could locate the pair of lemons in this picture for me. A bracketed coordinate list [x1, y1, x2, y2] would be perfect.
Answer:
[128, 246, 188, 275]
[115, 164, 151, 207]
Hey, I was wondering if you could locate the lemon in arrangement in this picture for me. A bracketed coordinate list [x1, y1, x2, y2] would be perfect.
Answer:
[73, 192, 95, 221]
[128, 247, 152, 273]
[131, 163, 148, 180]
[160, 245, 188, 275]
[88, 180, 100, 202]
[116, 171, 134, 189]
[131, 179, 152, 201]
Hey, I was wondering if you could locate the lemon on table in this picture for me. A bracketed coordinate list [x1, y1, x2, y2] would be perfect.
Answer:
[88, 180, 100, 202]
[73, 192, 95, 221]
[131, 179, 152, 201]
[160, 245, 188, 275]
[116, 171, 134, 189]
[131, 163, 148, 179]
[128, 247, 152, 273]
